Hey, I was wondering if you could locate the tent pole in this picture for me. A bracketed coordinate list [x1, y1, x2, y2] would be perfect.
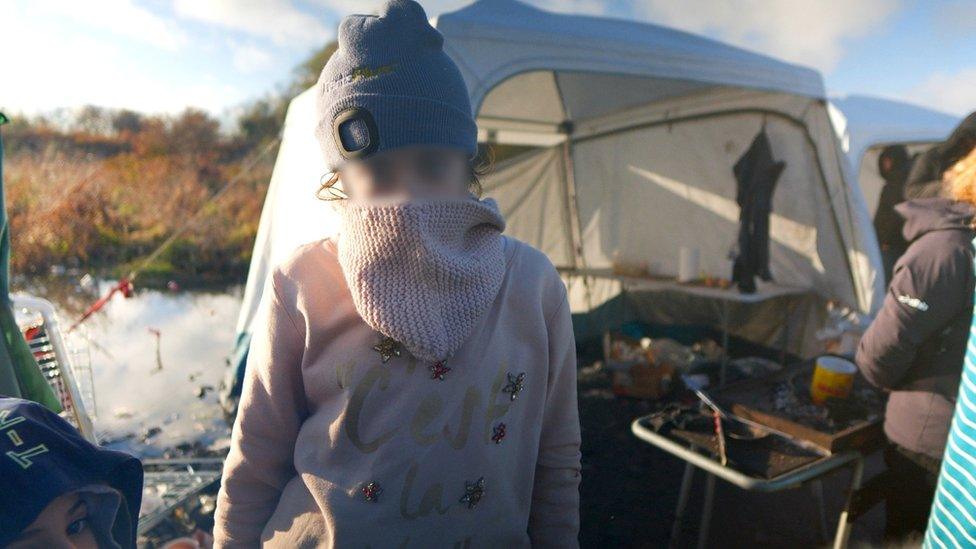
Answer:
[560, 138, 592, 311]
[552, 70, 594, 311]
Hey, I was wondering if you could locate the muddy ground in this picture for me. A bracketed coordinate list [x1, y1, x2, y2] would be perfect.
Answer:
[142, 356, 889, 548]
[576, 360, 887, 548]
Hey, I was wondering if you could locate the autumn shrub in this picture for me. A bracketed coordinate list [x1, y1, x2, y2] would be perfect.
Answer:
[2, 109, 273, 285]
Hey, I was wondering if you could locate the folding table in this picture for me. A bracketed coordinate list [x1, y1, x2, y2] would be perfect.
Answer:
[632, 415, 865, 549]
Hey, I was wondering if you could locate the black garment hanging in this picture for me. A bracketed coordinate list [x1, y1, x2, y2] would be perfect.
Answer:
[731, 127, 785, 293]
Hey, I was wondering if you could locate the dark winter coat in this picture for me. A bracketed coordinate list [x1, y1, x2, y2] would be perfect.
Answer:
[856, 197, 976, 459]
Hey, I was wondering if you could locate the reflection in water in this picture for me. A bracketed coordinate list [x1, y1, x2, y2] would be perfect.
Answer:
[16, 276, 242, 457]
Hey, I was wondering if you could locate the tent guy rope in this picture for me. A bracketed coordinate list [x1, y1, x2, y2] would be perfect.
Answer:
[66, 136, 282, 333]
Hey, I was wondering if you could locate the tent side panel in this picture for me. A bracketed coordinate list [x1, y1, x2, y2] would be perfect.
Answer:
[481, 147, 575, 267]
[803, 104, 884, 315]
[224, 91, 338, 410]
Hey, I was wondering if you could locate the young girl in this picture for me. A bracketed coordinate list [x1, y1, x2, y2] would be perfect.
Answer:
[213, 1, 582, 547]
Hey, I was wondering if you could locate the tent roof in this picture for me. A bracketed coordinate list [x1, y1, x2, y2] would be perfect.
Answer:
[223, 4, 884, 408]
[831, 94, 960, 170]
[433, 0, 826, 116]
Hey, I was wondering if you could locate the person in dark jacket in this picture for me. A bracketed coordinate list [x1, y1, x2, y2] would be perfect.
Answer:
[873, 144, 911, 282]
[856, 192, 976, 542]
[0, 397, 143, 548]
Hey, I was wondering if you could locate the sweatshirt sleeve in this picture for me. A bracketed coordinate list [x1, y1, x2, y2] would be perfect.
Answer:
[528, 289, 582, 548]
[214, 269, 308, 547]
[856, 242, 969, 390]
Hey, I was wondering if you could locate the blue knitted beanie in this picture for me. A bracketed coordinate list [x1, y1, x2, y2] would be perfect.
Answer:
[314, 0, 477, 172]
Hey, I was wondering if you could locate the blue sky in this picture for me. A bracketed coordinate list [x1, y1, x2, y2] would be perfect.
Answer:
[1, 0, 974, 120]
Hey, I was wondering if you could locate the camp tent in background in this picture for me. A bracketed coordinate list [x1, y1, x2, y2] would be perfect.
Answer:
[222, 0, 884, 412]
[829, 95, 960, 218]
[223, 89, 334, 410]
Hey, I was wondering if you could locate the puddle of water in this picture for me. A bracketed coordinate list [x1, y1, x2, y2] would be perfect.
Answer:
[18, 276, 243, 457]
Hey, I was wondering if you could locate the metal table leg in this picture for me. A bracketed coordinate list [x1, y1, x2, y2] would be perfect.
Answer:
[634, 418, 865, 547]
[811, 479, 829, 544]
[780, 297, 795, 368]
[698, 474, 716, 549]
[720, 299, 730, 386]
[832, 457, 865, 549]
[670, 462, 696, 547]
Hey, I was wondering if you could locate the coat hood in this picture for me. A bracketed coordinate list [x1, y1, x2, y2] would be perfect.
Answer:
[943, 111, 976, 162]
[905, 111, 976, 199]
[0, 398, 143, 548]
[896, 197, 975, 243]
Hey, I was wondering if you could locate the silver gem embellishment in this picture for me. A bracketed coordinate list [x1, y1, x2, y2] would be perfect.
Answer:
[373, 337, 401, 363]
[492, 423, 506, 444]
[362, 481, 382, 502]
[429, 360, 452, 381]
[459, 477, 485, 509]
[502, 372, 526, 401]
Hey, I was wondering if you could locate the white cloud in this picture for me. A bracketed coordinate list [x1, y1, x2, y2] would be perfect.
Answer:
[310, 0, 603, 20]
[230, 41, 276, 73]
[173, 0, 331, 48]
[906, 68, 976, 117]
[633, 0, 900, 73]
[0, 0, 933, 118]
[305, 0, 382, 15]
[934, 1, 976, 35]
[0, 3, 247, 115]
[81, 286, 241, 443]
[308, 0, 470, 17]
[30, 0, 188, 51]
[527, 0, 610, 17]
[314, 0, 896, 74]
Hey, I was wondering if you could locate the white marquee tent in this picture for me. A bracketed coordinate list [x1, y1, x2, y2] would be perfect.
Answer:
[829, 95, 959, 217]
[223, 0, 884, 405]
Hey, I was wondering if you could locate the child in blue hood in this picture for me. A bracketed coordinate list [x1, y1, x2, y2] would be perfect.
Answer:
[0, 397, 143, 548]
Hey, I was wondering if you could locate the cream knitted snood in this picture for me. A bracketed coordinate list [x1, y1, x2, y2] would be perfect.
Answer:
[335, 195, 507, 363]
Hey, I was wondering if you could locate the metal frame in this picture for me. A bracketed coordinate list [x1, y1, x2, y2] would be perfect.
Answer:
[632, 416, 864, 548]
[12, 294, 96, 442]
[138, 458, 224, 535]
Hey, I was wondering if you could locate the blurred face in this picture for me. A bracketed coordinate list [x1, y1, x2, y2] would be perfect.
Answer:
[338, 145, 469, 200]
[880, 156, 894, 173]
[8, 492, 98, 549]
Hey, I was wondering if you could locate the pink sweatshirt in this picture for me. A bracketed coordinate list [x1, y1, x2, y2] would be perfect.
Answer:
[214, 236, 581, 548]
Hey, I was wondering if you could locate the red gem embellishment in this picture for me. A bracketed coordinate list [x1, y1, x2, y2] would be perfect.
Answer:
[492, 423, 506, 444]
[361, 481, 382, 502]
[429, 360, 451, 381]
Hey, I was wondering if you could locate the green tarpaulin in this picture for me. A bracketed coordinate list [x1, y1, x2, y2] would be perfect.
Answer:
[0, 113, 61, 411]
